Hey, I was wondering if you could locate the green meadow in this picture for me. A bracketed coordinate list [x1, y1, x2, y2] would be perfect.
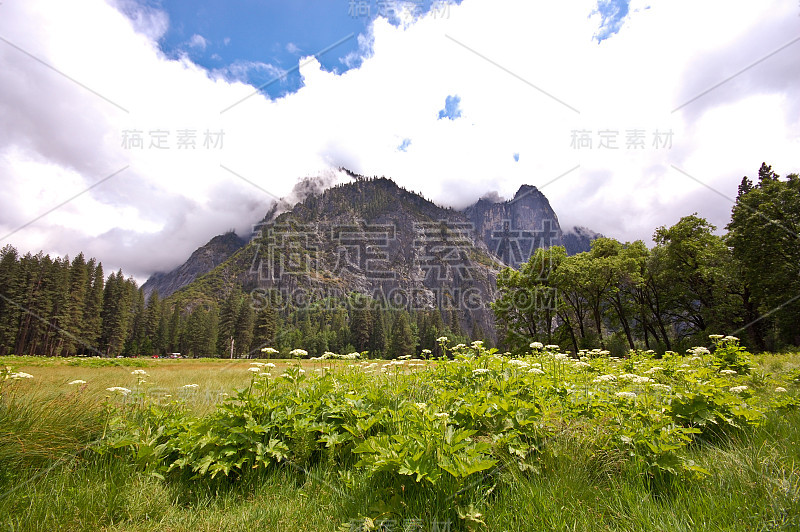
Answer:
[1, 340, 799, 531]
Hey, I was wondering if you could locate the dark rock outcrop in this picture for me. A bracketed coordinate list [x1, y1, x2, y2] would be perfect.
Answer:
[142, 231, 247, 300]
[464, 185, 601, 267]
[562, 225, 603, 255]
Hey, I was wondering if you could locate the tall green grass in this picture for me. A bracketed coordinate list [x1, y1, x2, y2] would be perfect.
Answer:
[1, 355, 798, 531]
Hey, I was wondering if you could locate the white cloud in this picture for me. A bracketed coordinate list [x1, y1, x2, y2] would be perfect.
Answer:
[0, 0, 797, 284]
[187, 34, 208, 50]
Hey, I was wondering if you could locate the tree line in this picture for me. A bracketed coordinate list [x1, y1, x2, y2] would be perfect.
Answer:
[493, 163, 800, 354]
[0, 250, 469, 357]
[2, 162, 794, 358]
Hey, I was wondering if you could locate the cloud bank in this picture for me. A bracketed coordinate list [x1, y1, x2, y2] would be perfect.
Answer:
[0, 0, 797, 283]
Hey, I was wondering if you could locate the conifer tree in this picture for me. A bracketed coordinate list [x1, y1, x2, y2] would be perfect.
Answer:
[369, 307, 387, 357]
[81, 260, 104, 355]
[390, 311, 416, 358]
[0, 246, 22, 356]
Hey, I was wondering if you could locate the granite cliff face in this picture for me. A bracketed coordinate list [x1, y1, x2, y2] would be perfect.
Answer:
[562, 226, 603, 255]
[463, 185, 600, 268]
[464, 185, 563, 269]
[142, 231, 247, 300]
[167, 176, 505, 342]
[151, 175, 602, 341]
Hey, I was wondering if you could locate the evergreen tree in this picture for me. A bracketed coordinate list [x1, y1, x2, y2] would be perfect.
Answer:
[728, 165, 800, 348]
[253, 303, 278, 351]
[60, 253, 88, 355]
[143, 290, 162, 356]
[217, 288, 242, 356]
[390, 311, 416, 357]
[167, 305, 181, 354]
[369, 308, 387, 357]
[0, 246, 22, 356]
[81, 260, 104, 355]
[349, 296, 373, 352]
[234, 301, 255, 358]
[47, 256, 71, 355]
[101, 270, 136, 356]
[126, 288, 146, 355]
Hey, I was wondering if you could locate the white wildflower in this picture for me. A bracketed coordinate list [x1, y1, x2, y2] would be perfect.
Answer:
[631, 376, 653, 384]
[436, 336, 448, 343]
[131, 369, 148, 376]
[574, 361, 591, 369]
[10, 372, 33, 379]
[719, 369, 738, 375]
[729, 385, 748, 394]
[265, 363, 276, 368]
[289, 349, 308, 358]
[472, 368, 491, 376]
[644, 367, 663, 374]
[182, 383, 199, 389]
[593, 374, 617, 383]
[261, 347, 279, 354]
[106, 386, 132, 395]
[615, 391, 637, 400]
[414, 402, 427, 410]
[250, 362, 266, 367]
[650, 383, 672, 392]
[528, 368, 545, 375]
[68, 379, 87, 385]
[530, 342, 543, 349]
[248, 367, 261, 373]
[434, 412, 449, 419]
[508, 360, 530, 368]
[545, 345, 560, 350]
[708, 334, 724, 340]
[775, 387, 788, 393]
[723, 336, 739, 342]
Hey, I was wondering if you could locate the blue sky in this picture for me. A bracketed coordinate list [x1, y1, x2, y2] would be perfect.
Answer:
[150, 0, 467, 99]
[1, 0, 797, 279]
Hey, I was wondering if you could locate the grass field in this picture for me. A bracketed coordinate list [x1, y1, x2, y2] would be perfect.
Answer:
[1, 347, 799, 531]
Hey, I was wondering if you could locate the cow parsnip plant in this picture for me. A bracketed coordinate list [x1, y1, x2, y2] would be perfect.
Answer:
[98, 336, 799, 524]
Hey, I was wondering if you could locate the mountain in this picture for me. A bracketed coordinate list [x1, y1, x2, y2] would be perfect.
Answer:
[562, 225, 603, 255]
[464, 184, 563, 269]
[142, 231, 247, 300]
[153, 174, 604, 343]
[166, 176, 505, 342]
[463, 185, 601, 268]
